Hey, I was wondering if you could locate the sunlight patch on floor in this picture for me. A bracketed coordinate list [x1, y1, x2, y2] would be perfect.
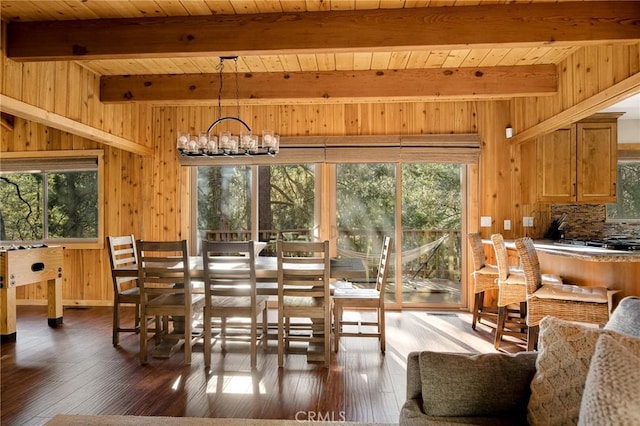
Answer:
[206, 375, 266, 395]
[171, 375, 183, 391]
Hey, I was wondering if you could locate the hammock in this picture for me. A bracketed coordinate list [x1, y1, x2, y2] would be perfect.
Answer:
[337, 234, 449, 268]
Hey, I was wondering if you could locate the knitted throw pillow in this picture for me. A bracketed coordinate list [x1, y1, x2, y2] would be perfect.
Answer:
[578, 334, 640, 425]
[527, 316, 633, 426]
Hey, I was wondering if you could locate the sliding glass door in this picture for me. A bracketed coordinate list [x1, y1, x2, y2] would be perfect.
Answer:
[335, 163, 397, 303]
[194, 160, 464, 308]
[401, 163, 462, 305]
[334, 162, 463, 307]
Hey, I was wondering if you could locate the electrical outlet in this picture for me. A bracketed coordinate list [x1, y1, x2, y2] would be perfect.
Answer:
[504, 219, 511, 230]
[480, 216, 492, 227]
[523, 216, 534, 227]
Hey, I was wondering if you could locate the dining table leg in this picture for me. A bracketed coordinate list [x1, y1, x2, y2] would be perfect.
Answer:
[151, 315, 185, 358]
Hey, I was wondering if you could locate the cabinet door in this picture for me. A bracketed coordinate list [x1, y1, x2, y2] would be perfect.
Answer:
[537, 127, 576, 202]
[576, 122, 617, 203]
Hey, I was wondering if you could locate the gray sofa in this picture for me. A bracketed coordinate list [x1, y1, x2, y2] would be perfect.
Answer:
[400, 296, 640, 426]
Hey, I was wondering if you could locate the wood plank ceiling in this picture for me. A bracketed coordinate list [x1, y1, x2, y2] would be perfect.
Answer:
[2, 0, 639, 104]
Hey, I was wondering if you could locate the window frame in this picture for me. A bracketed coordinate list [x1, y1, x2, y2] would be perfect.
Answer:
[0, 150, 105, 249]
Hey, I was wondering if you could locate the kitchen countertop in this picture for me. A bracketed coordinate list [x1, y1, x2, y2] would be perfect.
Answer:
[483, 239, 640, 263]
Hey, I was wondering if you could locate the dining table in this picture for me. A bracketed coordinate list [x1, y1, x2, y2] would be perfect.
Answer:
[111, 255, 367, 362]
[112, 255, 366, 289]
[255, 257, 368, 300]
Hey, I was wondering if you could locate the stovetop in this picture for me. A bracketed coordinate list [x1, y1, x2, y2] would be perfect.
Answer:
[555, 237, 640, 251]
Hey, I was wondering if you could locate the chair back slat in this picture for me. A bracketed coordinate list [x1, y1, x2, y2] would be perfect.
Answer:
[202, 240, 256, 299]
[107, 234, 138, 290]
[136, 240, 191, 298]
[278, 241, 330, 302]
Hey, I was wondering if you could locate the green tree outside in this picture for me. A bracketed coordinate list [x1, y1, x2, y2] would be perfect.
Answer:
[0, 171, 98, 242]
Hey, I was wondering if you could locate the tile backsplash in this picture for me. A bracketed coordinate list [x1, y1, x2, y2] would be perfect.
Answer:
[550, 204, 640, 240]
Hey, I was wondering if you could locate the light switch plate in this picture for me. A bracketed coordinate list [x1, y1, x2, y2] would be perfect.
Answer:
[480, 216, 492, 227]
[504, 219, 511, 230]
[523, 216, 534, 227]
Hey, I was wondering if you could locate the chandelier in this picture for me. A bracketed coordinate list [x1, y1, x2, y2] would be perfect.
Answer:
[176, 56, 279, 157]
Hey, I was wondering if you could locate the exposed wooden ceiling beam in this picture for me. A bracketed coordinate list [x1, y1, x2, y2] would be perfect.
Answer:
[510, 73, 640, 145]
[7, 2, 640, 61]
[0, 95, 153, 156]
[100, 65, 557, 103]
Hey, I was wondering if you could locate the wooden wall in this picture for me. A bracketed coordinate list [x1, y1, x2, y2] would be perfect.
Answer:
[1, 39, 152, 305]
[514, 43, 640, 132]
[0, 44, 152, 144]
[2, 42, 639, 308]
[3, 100, 511, 308]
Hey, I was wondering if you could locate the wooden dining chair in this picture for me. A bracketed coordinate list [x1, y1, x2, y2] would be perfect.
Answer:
[515, 237, 613, 351]
[333, 235, 392, 353]
[467, 233, 499, 331]
[201, 240, 268, 369]
[277, 240, 331, 367]
[136, 239, 205, 365]
[107, 235, 142, 347]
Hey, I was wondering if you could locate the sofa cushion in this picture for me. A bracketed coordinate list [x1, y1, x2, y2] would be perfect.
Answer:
[527, 316, 640, 426]
[418, 351, 536, 417]
[533, 283, 608, 303]
[578, 334, 640, 426]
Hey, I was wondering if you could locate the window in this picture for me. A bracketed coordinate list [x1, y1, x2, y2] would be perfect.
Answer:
[190, 134, 478, 307]
[607, 160, 640, 221]
[196, 165, 251, 237]
[194, 164, 316, 256]
[0, 150, 103, 247]
[257, 164, 315, 251]
[336, 163, 396, 302]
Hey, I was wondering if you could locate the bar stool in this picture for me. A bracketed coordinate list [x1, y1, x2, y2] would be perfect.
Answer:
[491, 233, 562, 350]
[467, 233, 499, 331]
[516, 237, 614, 351]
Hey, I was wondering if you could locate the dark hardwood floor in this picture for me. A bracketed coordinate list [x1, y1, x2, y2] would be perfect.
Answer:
[1, 306, 525, 426]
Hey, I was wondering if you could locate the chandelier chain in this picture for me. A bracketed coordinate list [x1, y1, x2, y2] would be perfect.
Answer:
[234, 57, 241, 122]
[216, 58, 224, 121]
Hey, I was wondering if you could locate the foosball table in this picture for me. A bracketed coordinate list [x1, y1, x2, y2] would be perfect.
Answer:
[0, 245, 64, 342]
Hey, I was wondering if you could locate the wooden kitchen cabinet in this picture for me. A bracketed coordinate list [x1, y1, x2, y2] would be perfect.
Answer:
[537, 113, 619, 203]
